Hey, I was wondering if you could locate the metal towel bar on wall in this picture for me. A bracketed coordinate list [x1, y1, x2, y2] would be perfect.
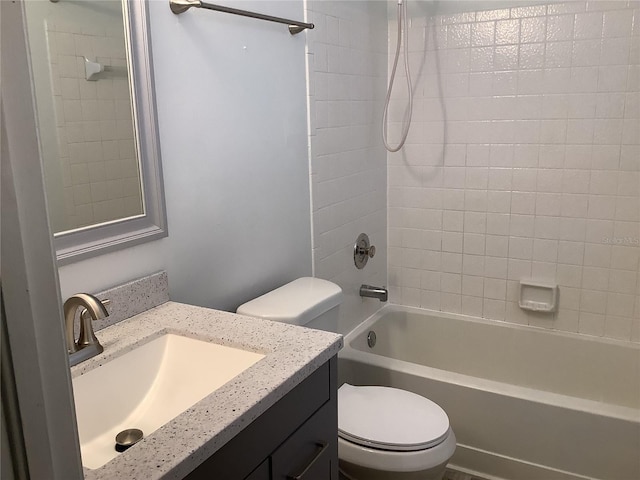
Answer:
[169, 0, 314, 35]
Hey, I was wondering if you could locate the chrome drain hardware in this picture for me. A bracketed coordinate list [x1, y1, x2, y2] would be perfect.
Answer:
[367, 331, 377, 348]
[115, 428, 144, 452]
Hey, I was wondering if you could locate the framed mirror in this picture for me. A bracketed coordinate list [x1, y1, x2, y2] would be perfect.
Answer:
[24, 0, 167, 264]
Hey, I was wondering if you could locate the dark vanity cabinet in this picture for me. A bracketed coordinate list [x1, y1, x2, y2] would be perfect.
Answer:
[185, 357, 338, 480]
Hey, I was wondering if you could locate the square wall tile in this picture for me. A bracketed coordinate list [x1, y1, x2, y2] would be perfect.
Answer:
[384, 0, 638, 342]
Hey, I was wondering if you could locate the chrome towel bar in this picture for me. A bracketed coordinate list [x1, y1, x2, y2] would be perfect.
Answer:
[169, 0, 314, 35]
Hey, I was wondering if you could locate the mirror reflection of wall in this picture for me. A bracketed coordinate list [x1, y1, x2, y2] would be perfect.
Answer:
[25, 0, 143, 234]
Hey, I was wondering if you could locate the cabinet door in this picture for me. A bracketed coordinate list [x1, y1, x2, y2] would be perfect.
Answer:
[271, 402, 338, 480]
[245, 459, 270, 480]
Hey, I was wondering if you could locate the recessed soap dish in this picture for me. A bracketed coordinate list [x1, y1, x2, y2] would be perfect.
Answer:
[518, 280, 558, 313]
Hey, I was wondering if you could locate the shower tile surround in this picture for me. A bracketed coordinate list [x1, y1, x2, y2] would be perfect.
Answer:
[387, 1, 639, 342]
[306, 1, 389, 334]
[45, 19, 142, 231]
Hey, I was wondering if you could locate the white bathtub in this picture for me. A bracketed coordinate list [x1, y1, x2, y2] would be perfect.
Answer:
[338, 305, 640, 480]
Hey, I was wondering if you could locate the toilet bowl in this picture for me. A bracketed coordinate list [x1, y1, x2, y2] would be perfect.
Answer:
[237, 277, 456, 480]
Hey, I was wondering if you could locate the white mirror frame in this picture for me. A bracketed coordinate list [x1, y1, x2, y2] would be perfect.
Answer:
[54, 0, 167, 265]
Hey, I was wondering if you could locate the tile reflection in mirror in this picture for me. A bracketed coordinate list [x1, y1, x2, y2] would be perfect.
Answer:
[26, 0, 143, 234]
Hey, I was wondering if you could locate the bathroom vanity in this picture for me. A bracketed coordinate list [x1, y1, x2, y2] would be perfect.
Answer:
[73, 300, 342, 480]
[186, 358, 337, 480]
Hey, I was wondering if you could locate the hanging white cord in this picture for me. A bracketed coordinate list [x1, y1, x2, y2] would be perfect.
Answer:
[382, 0, 413, 153]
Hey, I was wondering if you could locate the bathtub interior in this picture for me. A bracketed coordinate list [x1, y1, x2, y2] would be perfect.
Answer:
[346, 306, 640, 409]
[339, 305, 640, 480]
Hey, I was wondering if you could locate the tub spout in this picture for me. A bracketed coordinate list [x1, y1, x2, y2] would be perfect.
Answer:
[360, 285, 388, 302]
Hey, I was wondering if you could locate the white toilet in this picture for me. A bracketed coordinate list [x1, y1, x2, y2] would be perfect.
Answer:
[237, 277, 456, 480]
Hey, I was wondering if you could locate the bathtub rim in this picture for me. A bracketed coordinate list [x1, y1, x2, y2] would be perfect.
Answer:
[341, 304, 640, 423]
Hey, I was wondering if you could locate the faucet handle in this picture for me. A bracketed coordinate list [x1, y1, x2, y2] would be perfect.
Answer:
[354, 233, 376, 269]
[79, 298, 110, 321]
[80, 298, 111, 320]
[365, 245, 376, 258]
[78, 298, 110, 349]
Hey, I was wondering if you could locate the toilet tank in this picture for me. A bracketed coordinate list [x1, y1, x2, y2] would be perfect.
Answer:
[236, 277, 342, 333]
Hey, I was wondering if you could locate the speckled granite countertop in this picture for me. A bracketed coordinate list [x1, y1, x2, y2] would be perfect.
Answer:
[74, 301, 342, 480]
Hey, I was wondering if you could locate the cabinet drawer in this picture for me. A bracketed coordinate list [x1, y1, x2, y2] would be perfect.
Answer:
[271, 402, 338, 480]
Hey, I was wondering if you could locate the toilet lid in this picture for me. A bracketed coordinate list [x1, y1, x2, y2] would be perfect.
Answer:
[338, 384, 450, 452]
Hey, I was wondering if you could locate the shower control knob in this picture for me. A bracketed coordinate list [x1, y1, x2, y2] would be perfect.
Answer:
[354, 233, 376, 269]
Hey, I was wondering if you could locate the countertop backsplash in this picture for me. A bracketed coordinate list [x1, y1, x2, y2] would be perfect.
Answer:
[71, 271, 169, 333]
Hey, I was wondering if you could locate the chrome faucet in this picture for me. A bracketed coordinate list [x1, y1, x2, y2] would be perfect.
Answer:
[360, 285, 388, 302]
[63, 293, 109, 367]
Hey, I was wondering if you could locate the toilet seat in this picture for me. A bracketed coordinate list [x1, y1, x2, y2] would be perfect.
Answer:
[338, 431, 457, 474]
[338, 384, 450, 452]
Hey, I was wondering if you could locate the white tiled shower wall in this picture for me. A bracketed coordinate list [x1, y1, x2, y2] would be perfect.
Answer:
[45, 18, 141, 231]
[306, 1, 389, 334]
[387, 1, 640, 342]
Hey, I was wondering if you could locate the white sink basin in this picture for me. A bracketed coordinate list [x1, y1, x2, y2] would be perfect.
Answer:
[72, 333, 265, 469]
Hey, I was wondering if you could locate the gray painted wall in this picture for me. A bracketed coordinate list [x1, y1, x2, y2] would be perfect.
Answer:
[59, 1, 312, 310]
